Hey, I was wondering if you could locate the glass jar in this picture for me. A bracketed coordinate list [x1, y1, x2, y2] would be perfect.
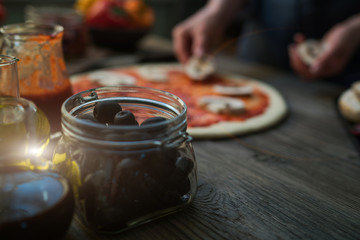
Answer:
[25, 6, 88, 58]
[0, 23, 73, 133]
[52, 86, 197, 233]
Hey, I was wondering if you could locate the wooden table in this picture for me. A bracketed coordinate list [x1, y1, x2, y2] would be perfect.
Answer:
[64, 37, 360, 240]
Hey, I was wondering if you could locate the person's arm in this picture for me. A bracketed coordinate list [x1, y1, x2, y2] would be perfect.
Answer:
[172, 0, 247, 63]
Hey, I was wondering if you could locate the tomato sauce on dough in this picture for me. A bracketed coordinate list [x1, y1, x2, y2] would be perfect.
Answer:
[71, 69, 269, 128]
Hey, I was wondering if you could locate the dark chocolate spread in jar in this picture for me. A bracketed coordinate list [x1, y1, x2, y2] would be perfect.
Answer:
[52, 86, 197, 233]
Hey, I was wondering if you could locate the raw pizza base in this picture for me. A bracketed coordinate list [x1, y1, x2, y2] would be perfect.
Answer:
[70, 63, 288, 139]
[188, 73, 287, 138]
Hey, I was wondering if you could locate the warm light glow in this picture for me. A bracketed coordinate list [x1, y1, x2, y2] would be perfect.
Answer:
[27, 138, 50, 157]
[28, 146, 44, 157]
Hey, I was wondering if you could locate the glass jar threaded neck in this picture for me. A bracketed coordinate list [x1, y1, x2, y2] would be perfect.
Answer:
[61, 86, 189, 148]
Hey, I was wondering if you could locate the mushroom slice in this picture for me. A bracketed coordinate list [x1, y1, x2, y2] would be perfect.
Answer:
[198, 96, 245, 115]
[339, 88, 360, 123]
[89, 71, 136, 86]
[137, 65, 169, 82]
[213, 84, 253, 96]
[351, 80, 360, 100]
[185, 56, 216, 81]
[297, 39, 328, 66]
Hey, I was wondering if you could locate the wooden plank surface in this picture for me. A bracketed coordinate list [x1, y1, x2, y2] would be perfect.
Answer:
[64, 50, 360, 240]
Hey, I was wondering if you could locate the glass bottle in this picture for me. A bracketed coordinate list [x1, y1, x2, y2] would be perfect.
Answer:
[0, 169, 75, 240]
[0, 57, 74, 239]
[0, 23, 74, 133]
[0, 55, 19, 98]
[0, 97, 74, 240]
[53, 86, 198, 233]
[0, 97, 50, 168]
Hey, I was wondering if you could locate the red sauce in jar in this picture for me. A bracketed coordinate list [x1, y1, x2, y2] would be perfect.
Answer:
[7, 26, 74, 133]
[20, 80, 73, 133]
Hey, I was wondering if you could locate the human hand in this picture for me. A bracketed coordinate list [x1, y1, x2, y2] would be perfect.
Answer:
[311, 21, 360, 78]
[172, 0, 245, 63]
[289, 15, 360, 80]
[172, 8, 226, 63]
[288, 33, 315, 79]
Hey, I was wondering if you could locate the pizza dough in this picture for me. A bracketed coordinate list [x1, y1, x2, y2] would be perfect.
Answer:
[71, 63, 288, 139]
[188, 73, 287, 138]
[338, 81, 360, 123]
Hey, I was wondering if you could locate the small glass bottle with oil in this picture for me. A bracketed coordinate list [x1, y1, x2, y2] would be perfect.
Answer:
[0, 56, 74, 239]
[0, 96, 50, 167]
[0, 97, 74, 240]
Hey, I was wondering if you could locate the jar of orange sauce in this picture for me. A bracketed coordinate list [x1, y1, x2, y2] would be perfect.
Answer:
[0, 23, 73, 133]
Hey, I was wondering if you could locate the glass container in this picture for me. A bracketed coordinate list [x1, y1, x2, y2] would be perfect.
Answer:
[0, 96, 74, 240]
[52, 86, 197, 233]
[0, 170, 74, 240]
[0, 55, 19, 98]
[0, 97, 50, 167]
[0, 23, 73, 133]
[25, 6, 88, 58]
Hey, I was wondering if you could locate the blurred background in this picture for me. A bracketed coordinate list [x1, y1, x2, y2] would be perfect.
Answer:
[2, 0, 207, 39]
[0, 0, 242, 69]
[0, 0, 218, 62]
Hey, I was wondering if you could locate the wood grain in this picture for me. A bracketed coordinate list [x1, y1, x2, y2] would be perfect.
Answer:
[64, 53, 360, 240]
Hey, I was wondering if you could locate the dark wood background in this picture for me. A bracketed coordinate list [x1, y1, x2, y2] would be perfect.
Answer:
[63, 39, 360, 240]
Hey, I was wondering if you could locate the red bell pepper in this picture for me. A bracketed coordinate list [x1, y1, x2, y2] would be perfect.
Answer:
[86, 0, 132, 28]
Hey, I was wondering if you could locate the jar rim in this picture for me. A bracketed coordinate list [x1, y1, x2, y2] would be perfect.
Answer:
[61, 86, 188, 144]
[0, 23, 64, 38]
[25, 6, 84, 23]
